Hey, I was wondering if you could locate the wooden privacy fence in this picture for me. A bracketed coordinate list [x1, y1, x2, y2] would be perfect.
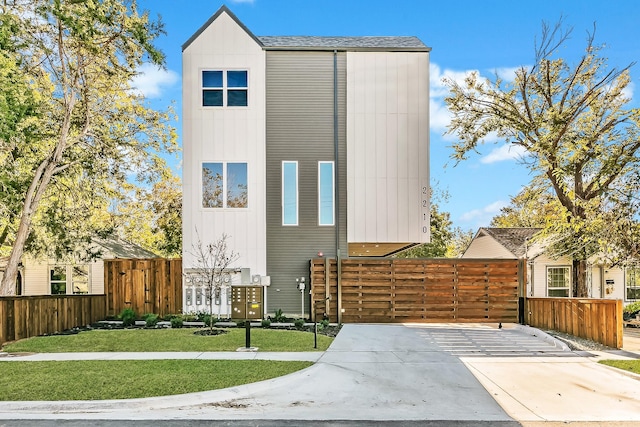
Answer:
[526, 298, 623, 349]
[104, 258, 182, 318]
[0, 295, 106, 346]
[311, 258, 522, 323]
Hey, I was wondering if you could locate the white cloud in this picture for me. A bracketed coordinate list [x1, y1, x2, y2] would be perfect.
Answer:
[480, 143, 528, 164]
[459, 200, 508, 227]
[429, 63, 479, 135]
[131, 64, 179, 99]
[492, 66, 523, 82]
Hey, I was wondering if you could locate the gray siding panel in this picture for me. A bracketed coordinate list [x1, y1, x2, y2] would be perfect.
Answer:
[266, 51, 347, 315]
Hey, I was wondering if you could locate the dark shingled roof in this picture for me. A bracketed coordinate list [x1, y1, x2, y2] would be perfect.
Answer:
[183, 5, 430, 52]
[480, 228, 541, 258]
[258, 36, 429, 51]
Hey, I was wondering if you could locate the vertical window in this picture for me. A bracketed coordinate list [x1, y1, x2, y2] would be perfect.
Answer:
[227, 163, 248, 208]
[202, 71, 223, 106]
[50, 266, 67, 295]
[318, 161, 335, 226]
[227, 71, 248, 106]
[202, 70, 248, 107]
[547, 266, 570, 297]
[626, 266, 640, 300]
[202, 163, 223, 208]
[282, 161, 298, 225]
[72, 265, 89, 294]
[202, 162, 248, 209]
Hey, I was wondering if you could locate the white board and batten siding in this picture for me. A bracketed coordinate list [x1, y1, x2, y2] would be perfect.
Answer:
[182, 12, 267, 275]
[346, 51, 430, 244]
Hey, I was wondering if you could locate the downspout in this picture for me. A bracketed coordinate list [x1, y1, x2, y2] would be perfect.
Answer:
[334, 50, 342, 324]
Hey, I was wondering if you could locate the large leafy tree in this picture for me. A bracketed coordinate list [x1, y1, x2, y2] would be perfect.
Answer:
[444, 21, 640, 297]
[490, 179, 563, 229]
[0, 0, 177, 295]
[114, 175, 182, 258]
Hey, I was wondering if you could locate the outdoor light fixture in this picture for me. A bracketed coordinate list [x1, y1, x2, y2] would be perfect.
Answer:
[296, 277, 306, 319]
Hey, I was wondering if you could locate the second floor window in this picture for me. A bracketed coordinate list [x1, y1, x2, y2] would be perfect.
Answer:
[202, 70, 248, 107]
[202, 162, 248, 209]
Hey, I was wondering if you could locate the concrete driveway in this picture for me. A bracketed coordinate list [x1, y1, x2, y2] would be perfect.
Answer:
[1, 323, 640, 425]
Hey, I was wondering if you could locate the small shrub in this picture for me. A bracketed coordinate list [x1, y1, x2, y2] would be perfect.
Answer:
[170, 316, 184, 329]
[274, 308, 286, 323]
[261, 319, 271, 328]
[293, 319, 305, 330]
[624, 301, 640, 313]
[119, 308, 136, 327]
[236, 320, 245, 328]
[145, 314, 159, 327]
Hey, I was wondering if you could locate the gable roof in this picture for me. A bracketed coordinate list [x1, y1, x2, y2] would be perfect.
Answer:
[183, 6, 430, 52]
[477, 227, 541, 258]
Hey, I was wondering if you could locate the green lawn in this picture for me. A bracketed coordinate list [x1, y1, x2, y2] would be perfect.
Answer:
[599, 359, 640, 375]
[0, 359, 312, 401]
[0, 328, 329, 401]
[2, 327, 333, 353]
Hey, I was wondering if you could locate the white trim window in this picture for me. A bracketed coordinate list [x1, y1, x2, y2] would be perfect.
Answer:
[547, 266, 571, 297]
[202, 162, 248, 209]
[318, 161, 335, 226]
[50, 264, 90, 295]
[202, 70, 248, 107]
[626, 266, 640, 300]
[282, 161, 298, 226]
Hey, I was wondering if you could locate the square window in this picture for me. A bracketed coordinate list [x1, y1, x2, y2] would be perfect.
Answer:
[202, 162, 248, 209]
[201, 70, 248, 107]
[547, 266, 570, 297]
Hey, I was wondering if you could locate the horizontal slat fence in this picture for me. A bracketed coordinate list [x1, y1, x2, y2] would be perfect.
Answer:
[104, 258, 182, 318]
[526, 298, 623, 349]
[0, 295, 106, 346]
[311, 258, 521, 323]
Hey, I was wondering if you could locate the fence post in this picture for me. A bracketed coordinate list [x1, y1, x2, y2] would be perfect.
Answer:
[518, 259, 525, 324]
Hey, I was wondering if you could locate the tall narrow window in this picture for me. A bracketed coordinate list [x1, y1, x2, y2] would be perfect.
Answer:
[318, 161, 335, 226]
[202, 71, 223, 106]
[50, 266, 67, 295]
[202, 162, 248, 209]
[282, 161, 298, 226]
[547, 266, 570, 297]
[202, 162, 223, 208]
[227, 163, 248, 208]
[227, 71, 248, 106]
[202, 70, 248, 107]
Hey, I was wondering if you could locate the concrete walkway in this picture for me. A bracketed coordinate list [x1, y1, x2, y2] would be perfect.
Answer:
[1, 323, 640, 425]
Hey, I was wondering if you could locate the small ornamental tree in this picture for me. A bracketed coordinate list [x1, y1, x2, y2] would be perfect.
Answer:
[187, 233, 239, 331]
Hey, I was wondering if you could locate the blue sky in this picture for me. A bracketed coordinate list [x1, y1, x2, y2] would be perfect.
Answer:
[135, 0, 640, 234]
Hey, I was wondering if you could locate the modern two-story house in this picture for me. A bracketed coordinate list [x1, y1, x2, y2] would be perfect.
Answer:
[182, 6, 430, 317]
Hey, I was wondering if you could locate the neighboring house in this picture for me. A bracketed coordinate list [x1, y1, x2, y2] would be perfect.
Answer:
[182, 6, 431, 317]
[462, 227, 638, 303]
[0, 236, 157, 296]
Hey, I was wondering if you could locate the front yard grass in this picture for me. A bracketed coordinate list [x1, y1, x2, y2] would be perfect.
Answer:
[2, 327, 333, 353]
[0, 359, 312, 401]
[599, 359, 640, 375]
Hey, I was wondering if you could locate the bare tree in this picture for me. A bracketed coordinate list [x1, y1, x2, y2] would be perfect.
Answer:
[186, 232, 239, 331]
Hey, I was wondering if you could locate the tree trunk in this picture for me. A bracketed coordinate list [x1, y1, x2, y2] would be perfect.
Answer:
[572, 259, 588, 297]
